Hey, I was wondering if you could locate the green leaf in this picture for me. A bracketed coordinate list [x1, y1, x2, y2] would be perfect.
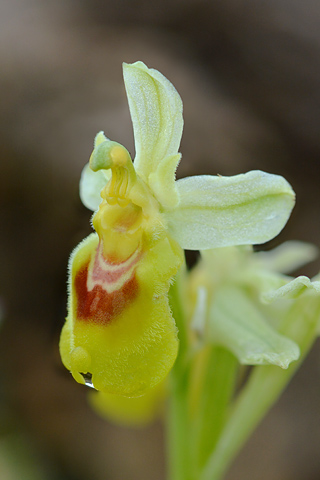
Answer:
[208, 286, 300, 368]
[165, 170, 295, 250]
[123, 61, 183, 181]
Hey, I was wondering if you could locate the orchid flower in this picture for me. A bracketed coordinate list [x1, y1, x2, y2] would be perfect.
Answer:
[59, 61, 295, 397]
[188, 241, 318, 369]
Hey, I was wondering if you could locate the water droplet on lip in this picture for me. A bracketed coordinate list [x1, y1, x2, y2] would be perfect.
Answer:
[80, 372, 96, 389]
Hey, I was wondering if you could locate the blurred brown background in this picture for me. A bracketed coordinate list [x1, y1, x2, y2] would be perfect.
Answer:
[1, 0, 320, 479]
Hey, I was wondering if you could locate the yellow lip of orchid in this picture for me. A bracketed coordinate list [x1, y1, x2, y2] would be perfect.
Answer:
[60, 61, 296, 398]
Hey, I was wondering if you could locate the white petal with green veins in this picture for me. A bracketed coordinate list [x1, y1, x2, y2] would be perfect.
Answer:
[79, 163, 111, 211]
[123, 61, 183, 181]
[208, 286, 300, 368]
[166, 170, 295, 250]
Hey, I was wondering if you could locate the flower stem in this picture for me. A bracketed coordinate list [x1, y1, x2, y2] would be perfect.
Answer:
[191, 347, 237, 473]
[166, 369, 191, 480]
[167, 268, 192, 480]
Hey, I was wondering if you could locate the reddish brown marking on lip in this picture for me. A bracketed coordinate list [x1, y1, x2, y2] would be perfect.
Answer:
[74, 263, 139, 325]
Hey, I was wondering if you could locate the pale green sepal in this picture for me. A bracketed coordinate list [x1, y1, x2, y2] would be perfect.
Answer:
[79, 163, 110, 211]
[254, 241, 318, 274]
[148, 154, 181, 209]
[123, 61, 183, 180]
[166, 170, 295, 250]
[208, 286, 300, 368]
[262, 276, 320, 303]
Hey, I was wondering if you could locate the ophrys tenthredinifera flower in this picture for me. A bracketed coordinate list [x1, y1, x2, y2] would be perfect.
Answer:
[60, 62, 295, 397]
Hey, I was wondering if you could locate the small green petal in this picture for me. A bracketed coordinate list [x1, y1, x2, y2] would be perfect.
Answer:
[262, 275, 320, 303]
[208, 286, 300, 368]
[148, 154, 181, 209]
[79, 163, 110, 211]
[166, 170, 295, 250]
[123, 61, 183, 181]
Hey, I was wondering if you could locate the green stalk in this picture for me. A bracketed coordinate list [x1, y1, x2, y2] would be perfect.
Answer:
[192, 347, 237, 472]
[167, 267, 191, 480]
[167, 369, 191, 480]
[200, 295, 320, 480]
